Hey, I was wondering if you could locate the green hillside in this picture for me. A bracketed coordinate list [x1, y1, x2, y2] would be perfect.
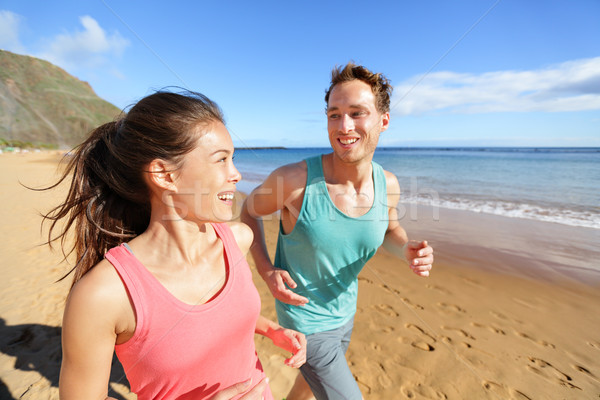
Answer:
[0, 50, 121, 148]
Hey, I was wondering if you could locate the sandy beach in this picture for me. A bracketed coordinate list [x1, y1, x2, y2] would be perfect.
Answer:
[1, 152, 599, 399]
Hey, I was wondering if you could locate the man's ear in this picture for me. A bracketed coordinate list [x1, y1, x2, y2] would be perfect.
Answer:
[380, 112, 390, 133]
[147, 159, 177, 192]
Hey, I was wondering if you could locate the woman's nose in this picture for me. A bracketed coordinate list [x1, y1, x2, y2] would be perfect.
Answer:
[230, 163, 241, 183]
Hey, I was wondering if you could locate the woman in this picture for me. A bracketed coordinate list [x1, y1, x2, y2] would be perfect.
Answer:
[44, 90, 306, 399]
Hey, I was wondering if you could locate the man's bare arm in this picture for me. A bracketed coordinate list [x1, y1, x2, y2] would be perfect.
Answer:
[240, 163, 309, 305]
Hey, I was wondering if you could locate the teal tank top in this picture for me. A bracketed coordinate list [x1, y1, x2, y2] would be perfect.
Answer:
[274, 155, 389, 335]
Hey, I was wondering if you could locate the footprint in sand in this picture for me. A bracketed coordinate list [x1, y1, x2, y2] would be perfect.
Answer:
[440, 326, 476, 340]
[490, 310, 508, 320]
[587, 340, 600, 351]
[425, 284, 451, 295]
[400, 297, 424, 310]
[381, 325, 395, 333]
[489, 310, 523, 324]
[379, 283, 400, 296]
[405, 324, 436, 351]
[411, 341, 435, 351]
[353, 361, 393, 393]
[482, 381, 532, 400]
[436, 302, 466, 314]
[401, 384, 448, 399]
[355, 377, 372, 395]
[526, 357, 581, 390]
[357, 276, 374, 285]
[514, 330, 555, 348]
[441, 336, 472, 348]
[378, 283, 401, 296]
[441, 334, 496, 359]
[375, 362, 393, 388]
[471, 322, 506, 335]
[571, 364, 599, 383]
[372, 304, 399, 317]
[406, 323, 437, 342]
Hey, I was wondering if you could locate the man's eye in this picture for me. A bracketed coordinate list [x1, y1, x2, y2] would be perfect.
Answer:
[328, 114, 339, 119]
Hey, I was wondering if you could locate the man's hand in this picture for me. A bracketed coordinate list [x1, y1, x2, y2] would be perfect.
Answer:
[264, 267, 309, 306]
[209, 378, 269, 400]
[405, 240, 434, 277]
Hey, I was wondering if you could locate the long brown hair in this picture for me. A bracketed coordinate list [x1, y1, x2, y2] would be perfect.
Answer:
[43, 90, 224, 287]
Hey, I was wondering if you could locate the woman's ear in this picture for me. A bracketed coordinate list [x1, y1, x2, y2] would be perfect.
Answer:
[147, 159, 177, 192]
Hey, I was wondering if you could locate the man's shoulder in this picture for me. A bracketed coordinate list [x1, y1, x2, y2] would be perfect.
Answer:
[382, 169, 400, 193]
[268, 160, 308, 188]
[276, 159, 308, 175]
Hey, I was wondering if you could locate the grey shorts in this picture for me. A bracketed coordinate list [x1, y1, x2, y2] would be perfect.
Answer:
[299, 318, 362, 400]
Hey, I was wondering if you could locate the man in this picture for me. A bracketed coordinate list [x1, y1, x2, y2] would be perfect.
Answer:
[241, 63, 434, 400]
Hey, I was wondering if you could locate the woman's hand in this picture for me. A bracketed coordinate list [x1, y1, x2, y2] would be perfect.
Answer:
[269, 327, 307, 368]
[209, 378, 269, 400]
[255, 316, 307, 368]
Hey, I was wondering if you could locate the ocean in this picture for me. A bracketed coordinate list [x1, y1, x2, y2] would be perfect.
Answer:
[233, 147, 600, 230]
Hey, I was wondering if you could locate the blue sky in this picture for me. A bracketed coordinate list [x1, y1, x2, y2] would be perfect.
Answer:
[1, 0, 599, 147]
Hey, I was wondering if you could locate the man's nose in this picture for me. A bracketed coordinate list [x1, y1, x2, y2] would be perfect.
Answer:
[340, 114, 354, 133]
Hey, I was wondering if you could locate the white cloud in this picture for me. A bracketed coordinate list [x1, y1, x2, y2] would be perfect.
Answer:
[0, 10, 26, 53]
[36, 15, 129, 72]
[392, 57, 600, 115]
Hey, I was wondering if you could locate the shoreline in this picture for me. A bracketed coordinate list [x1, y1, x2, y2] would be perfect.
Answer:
[232, 182, 600, 288]
[1, 152, 599, 399]
[397, 204, 600, 286]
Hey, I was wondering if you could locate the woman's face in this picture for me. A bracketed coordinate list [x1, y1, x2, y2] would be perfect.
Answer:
[170, 121, 241, 223]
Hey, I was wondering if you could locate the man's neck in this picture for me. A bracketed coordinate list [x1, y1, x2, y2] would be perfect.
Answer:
[322, 152, 374, 189]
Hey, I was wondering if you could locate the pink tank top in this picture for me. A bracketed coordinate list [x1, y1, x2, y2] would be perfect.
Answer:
[105, 223, 273, 400]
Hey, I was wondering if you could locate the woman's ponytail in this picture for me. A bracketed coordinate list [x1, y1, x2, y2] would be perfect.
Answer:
[43, 119, 148, 285]
[42, 89, 224, 287]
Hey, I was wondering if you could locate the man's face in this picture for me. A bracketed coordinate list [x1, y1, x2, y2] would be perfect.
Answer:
[326, 80, 389, 164]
